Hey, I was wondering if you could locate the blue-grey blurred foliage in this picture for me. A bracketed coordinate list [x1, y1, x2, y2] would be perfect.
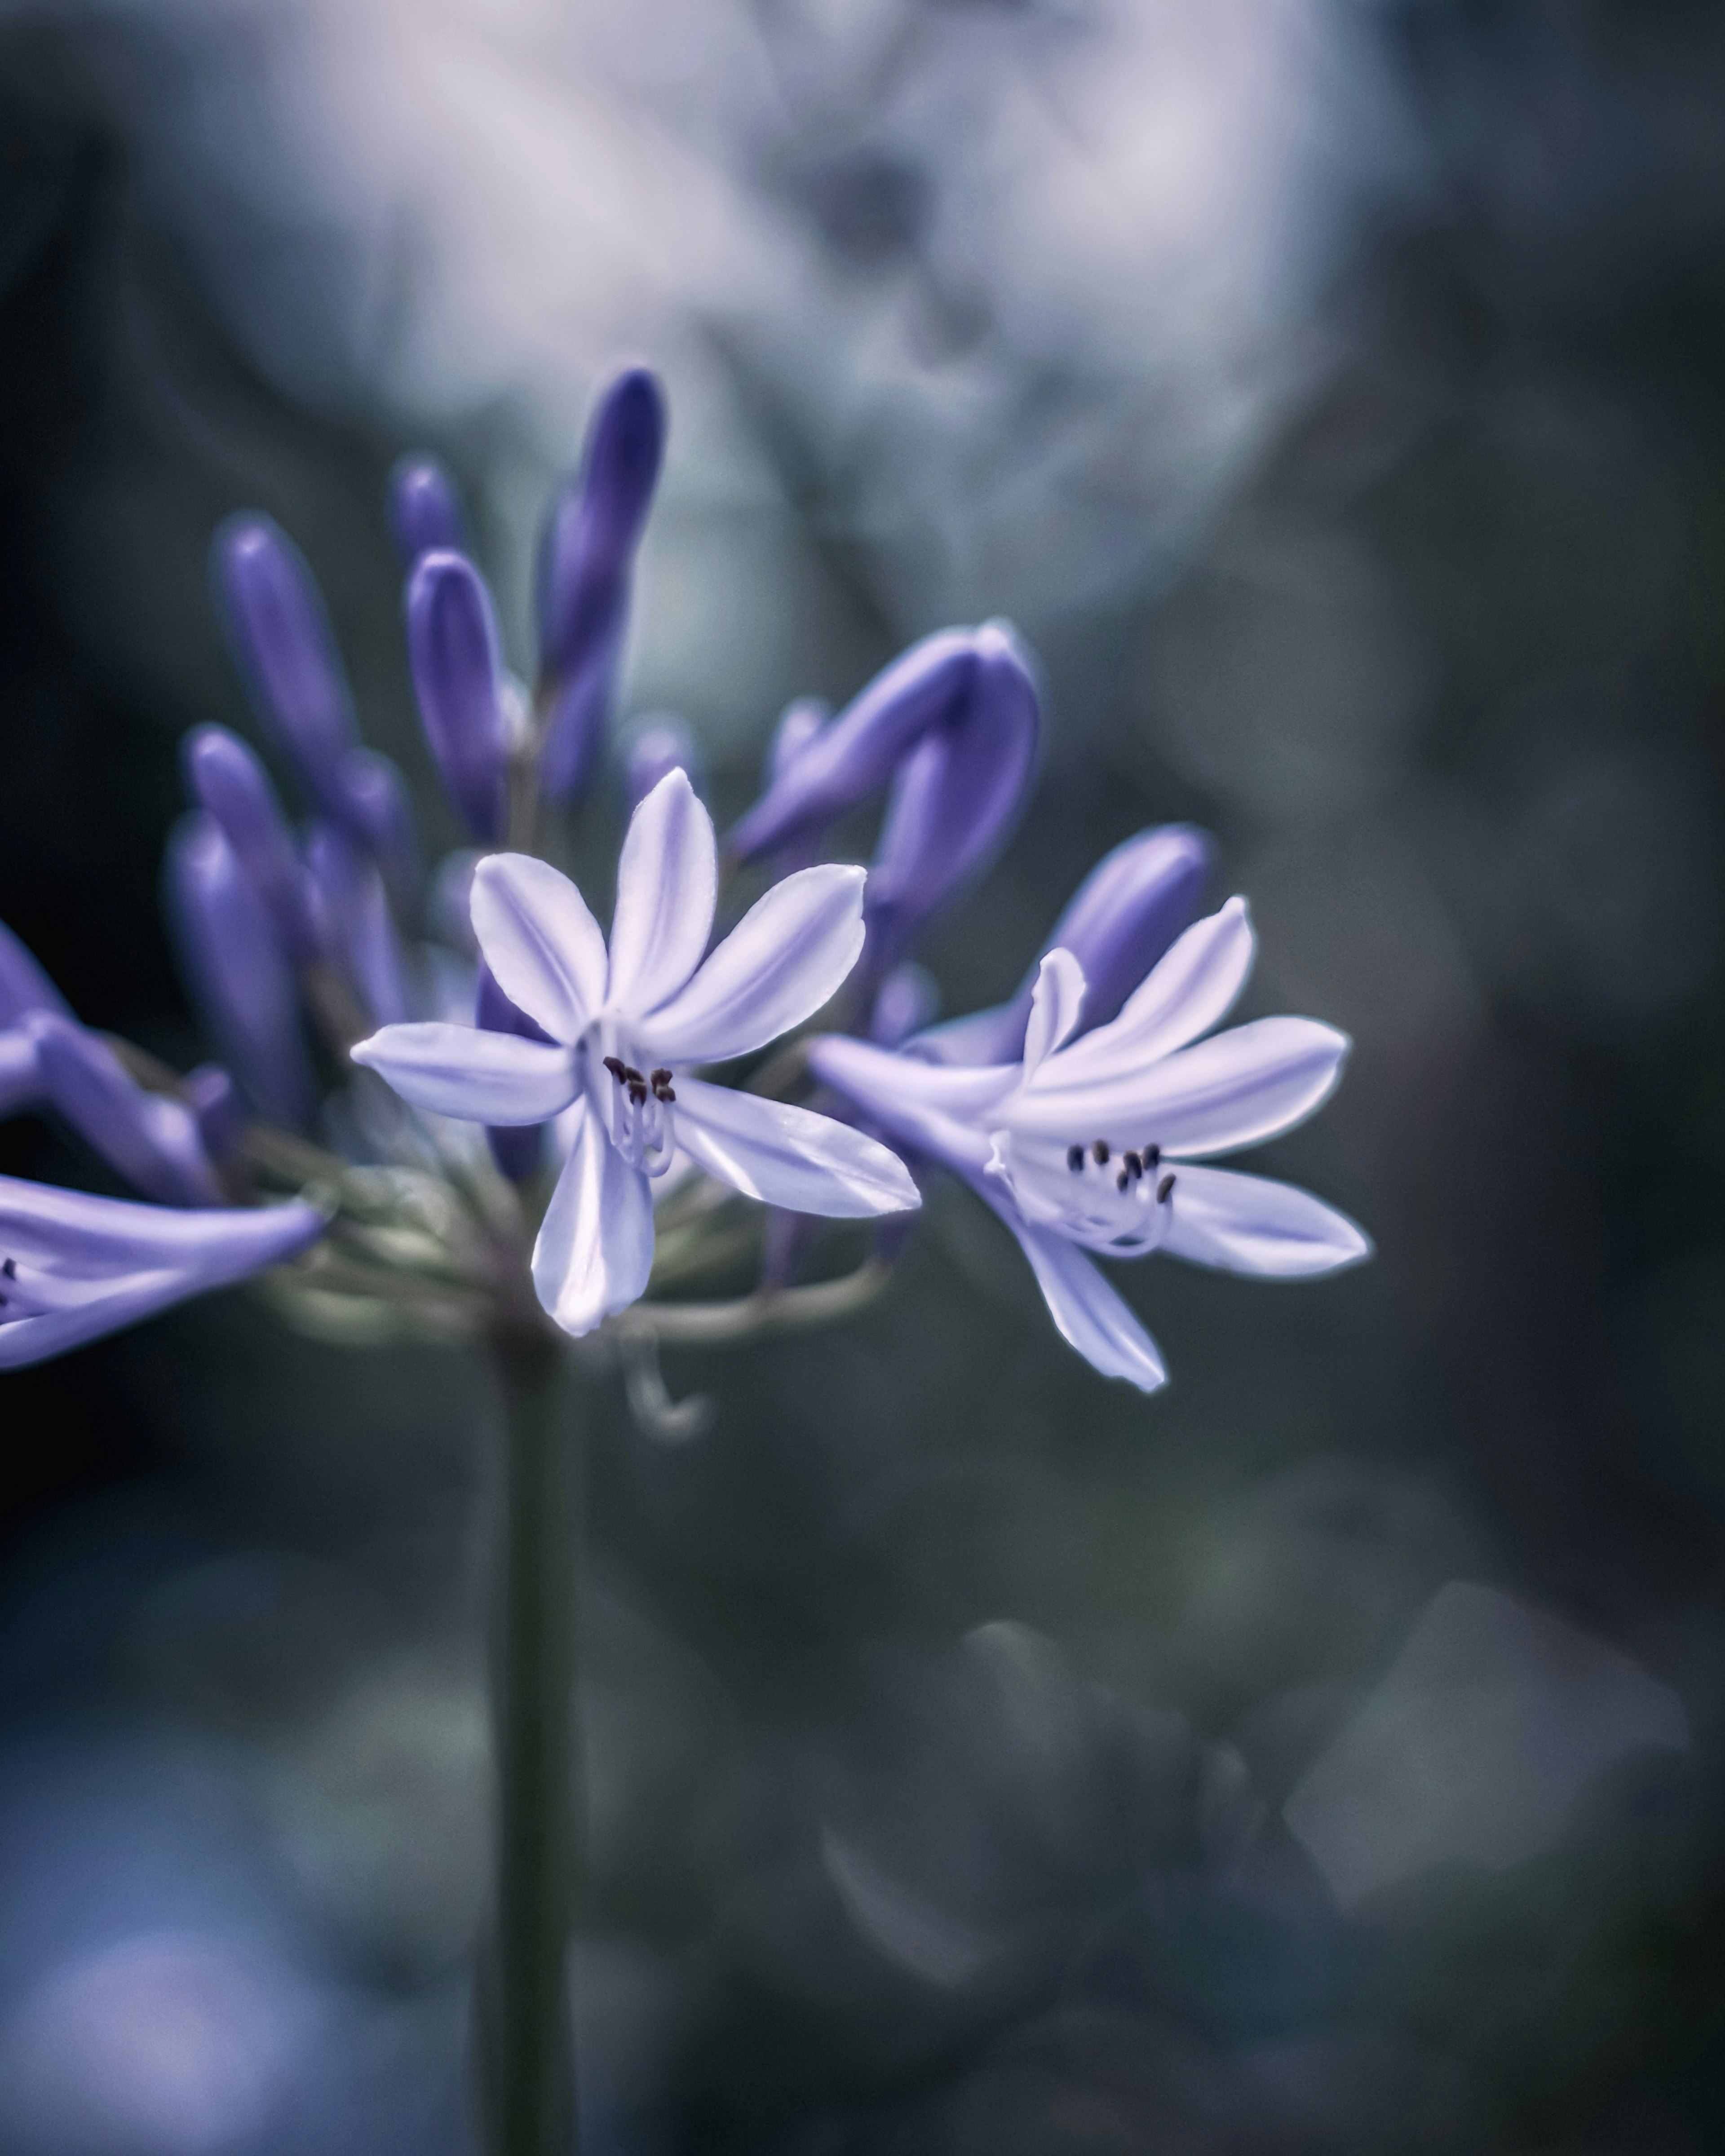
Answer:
[1, 2, 1723, 2150]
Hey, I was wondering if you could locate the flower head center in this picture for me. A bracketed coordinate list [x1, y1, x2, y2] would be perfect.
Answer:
[584, 1026, 678, 1175]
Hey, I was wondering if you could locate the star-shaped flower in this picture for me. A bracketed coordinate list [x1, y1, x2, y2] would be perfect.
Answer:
[352, 770, 920, 1336]
[808, 896, 1368, 1392]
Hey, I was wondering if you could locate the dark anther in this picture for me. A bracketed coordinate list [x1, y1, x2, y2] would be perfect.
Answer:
[1123, 1151, 1143, 1180]
[1, 1257, 14, 1279]
[650, 1068, 672, 1087]
[628, 1082, 648, 1106]
[1157, 1173, 1176, 1203]
[659, 1085, 676, 1104]
[1116, 1169, 1129, 1193]
[1145, 1143, 1161, 1170]
[1067, 1144, 1085, 1172]
[623, 1065, 646, 1085]
[1092, 1139, 1110, 1165]
[602, 1056, 627, 1083]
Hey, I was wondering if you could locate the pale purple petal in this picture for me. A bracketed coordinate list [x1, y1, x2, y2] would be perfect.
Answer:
[1007, 1016, 1349, 1158]
[0, 1028, 40, 1115]
[673, 1078, 920, 1217]
[635, 866, 867, 1067]
[1035, 897, 1255, 1091]
[606, 769, 717, 1014]
[351, 1023, 578, 1123]
[1159, 1163, 1371, 1277]
[806, 1034, 1011, 1168]
[1000, 1209, 1167, 1392]
[531, 1101, 655, 1335]
[28, 1014, 220, 1208]
[1020, 950, 1086, 1077]
[470, 854, 607, 1043]
[0, 1179, 325, 1370]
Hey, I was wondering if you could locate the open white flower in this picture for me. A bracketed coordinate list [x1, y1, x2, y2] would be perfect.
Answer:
[353, 770, 920, 1335]
[809, 897, 1368, 1392]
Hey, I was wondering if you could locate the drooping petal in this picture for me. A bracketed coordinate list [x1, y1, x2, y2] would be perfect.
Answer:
[351, 1023, 578, 1124]
[531, 1101, 655, 1335]
[635, 865, 867, 1066]
[0, 1179, 325, 1370]
[470, 854, 608, 1044]
[673, 1077, 920, 1217]
[1020, 950, 1086, 1078]
[1035, 897, 1255, 1091]
[1159, 1163, 1371, 1277]
[806, 1034, 1013, 1167]
[28, 1014, 220, 1208]
[995, 1206, 1167, 1392]
[606, 769, 717, 1015]
[1007, 1016, 1350, 1159]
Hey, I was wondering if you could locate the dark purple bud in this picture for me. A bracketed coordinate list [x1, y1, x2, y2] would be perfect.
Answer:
[476, 964, 553, 1181]
[26, 1013, 220, 1208]
[183, 726, 322, 961]
[862, 623, 1040, 974]
[622, 716, 701, 811]
[306, 825, 413, 1029]
[0, 920, 71, 1026]
[406, 551, 509, 842]
[388, 455, 466, 566]
[214, 515, 358, 813]
[0, 1175, 325, 1370]
[184, 1064, 244, 1162]
[333, 750, 423, 923]
[868, 964, 939, 1047]
[0, 1026, 40, 1115]
[727, 628, 981, 862]
[535, 367, 667, 804]
[166, 815, 315, 1130]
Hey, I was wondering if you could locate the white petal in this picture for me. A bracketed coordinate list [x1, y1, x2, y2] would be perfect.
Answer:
[1038, 897, 1254, 1090]
[634, 864, 867, 1066]
[471, 853, 608, 1043]
[531, 1101, 655, 1336]
[1004, 1213, 1167, 1392]
[1159, 1163, 1371, 1277]
[1021, 950, 1086, 1077]
[351, 1023, 579, 1123]
[674, 1077, 920, 1217]
[606, 769, 717, 1015]
[1008, 1016, 1349, 1158]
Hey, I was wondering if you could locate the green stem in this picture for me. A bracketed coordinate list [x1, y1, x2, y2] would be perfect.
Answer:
[483, 1331, 581, 2156]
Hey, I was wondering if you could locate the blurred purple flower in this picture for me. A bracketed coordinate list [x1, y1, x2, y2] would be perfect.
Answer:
[0, 1175, 324, 1368]
[388, 453, 467, 566]
[305, 825, 412, 1029]
[353, 771, 919, 1336]
[183, 727, 323, 962]
[811, 900, 1367, 1391]
[407, 550, 510, 843]
[535, 367, 667, 805]
[332, 749, 422, 922]
[24, 1014, 220, 1209]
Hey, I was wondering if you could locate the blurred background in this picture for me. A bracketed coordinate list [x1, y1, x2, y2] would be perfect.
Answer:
[1, 1, 1724, 2149]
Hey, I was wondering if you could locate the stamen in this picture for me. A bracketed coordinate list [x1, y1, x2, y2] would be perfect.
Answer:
[649, 1068, 672, 1088]
[1116, 1168, 1129, 1193]
[650, 1067, 676, 1104]
[623, 1065, 646, 1085]
[628, 1082, 648, 1106]
[602, 1056, 628, 1084]
[1067, 1145, 1085, 1173]
[1157, 1173, 1176, 1203]
[1123, 1152, 1143, 1180]
[1, 1258, 13, 1278]
[1144, 1143, 1161, 1171]
[1092, 1140, 1110, 1165]
[657, 1085, 676, 1103]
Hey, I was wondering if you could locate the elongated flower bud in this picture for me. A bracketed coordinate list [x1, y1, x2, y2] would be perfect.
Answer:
[388, 455, 466, 566]
[306, 824, 412, 1029]
[0, 920, 71, 1026]
[333, 749, 423, 923]
[27, 1012, 219, 1208]
[214, 515, 358, 814]
[407, 551, 509, 842]
[622, 716, 701, 812]
[182, 726, 321, 960]
[166, 815, 314, 1130]
[476, 964, 551, 1181]
[535, 367, 667, 804]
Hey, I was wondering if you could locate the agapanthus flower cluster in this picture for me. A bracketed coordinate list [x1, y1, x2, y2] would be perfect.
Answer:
[0, 364, 1365, 1393]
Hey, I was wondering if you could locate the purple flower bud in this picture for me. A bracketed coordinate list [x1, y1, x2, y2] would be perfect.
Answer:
[166, 815, 315, 1130]
[406, 551, 509, 842]
[388, 455, 466, 566]
[868, 964, 938, 1047]
[182, 727, 322, 961]
[476, 964, 553, 1181]
[26, 1012, 220, 1208]
[622, 716, 700, 812]
[535, 367, 667, 804]
[765, 697, 827, 786]
[0, 1026, 40, 1115]
[0, 1174, 325, 1370]
[862, 623, 1039, 973]
[306, 825, 413, 1030]
[0, 920, 71, 1026]
[214, 515, 358, 813]
[333, 749, 423, 922]
[726, 628, 985, 862]
[184, 1064, 244, 1162]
